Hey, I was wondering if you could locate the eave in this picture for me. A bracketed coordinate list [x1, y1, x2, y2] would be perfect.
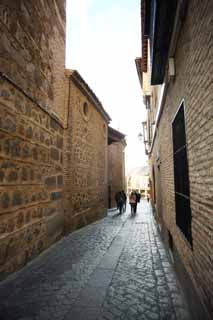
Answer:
[108, 126, 126, 146]
[149, 0, 177, 85]
[65, 69, 111, 123]
[141, 0, 148, 72]
[135, 57, 143, 88]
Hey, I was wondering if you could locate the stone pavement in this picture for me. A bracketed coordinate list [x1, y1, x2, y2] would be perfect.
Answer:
[0, 201, 191, 320]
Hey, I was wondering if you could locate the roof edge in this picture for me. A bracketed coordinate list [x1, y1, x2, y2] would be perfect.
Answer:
[65, 69, 111, 123]
[135, 57, 143, 87]
[108, 126, 126, 145]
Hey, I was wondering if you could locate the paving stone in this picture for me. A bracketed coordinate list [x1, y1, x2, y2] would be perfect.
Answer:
[0, 201, 191, 320]
[64, 307, 100, 320]
[87, 268, 114, 288]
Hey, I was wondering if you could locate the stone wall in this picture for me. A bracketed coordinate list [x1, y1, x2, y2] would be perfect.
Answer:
[64, 77, 108, 232]
[0, 78, 64, 278]
[0, 0, 66, 278]
[108, 142, 126, 208]
[0, 0, 66, 120]
[149, 0, 213, 317]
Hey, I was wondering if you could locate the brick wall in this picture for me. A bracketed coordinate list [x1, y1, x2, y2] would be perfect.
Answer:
[108, 142, 125, 208]
[0, 0, 66, 278]
[64, 76, 108, 232]
[149, 0, 213, 317]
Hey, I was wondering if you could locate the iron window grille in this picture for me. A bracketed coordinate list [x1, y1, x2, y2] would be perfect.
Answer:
[172, 101, 192, 246]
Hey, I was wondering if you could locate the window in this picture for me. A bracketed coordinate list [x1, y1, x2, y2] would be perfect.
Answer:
[152, 166, 156, 204]
[168, 230, 173, 252]
[172, 101, 192, 246]
[0, 6, 10, 27]
[83, 102, 88, 116]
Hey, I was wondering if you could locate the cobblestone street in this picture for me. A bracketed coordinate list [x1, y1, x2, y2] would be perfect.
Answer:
[0, 201, 191, 320]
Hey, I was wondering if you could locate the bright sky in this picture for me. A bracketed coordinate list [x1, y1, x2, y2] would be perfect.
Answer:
[66, 0, 148, 171]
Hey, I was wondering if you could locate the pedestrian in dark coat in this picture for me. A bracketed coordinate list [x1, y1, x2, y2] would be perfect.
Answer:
[121, 190, 127, 212]
[115, 191, 124, 214]
[134, 192, 141, 213]
[136, 192, 141, 203]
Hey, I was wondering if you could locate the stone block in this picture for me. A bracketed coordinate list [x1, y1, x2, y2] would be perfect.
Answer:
[57, 175, 63, 187]
[21, 168, 28, 181]
[32, 147, 38, 160]
[51, 192, 62, 201]
[50, 118, 59, 131]
[56, 135, 63, 149]
[50, 147, 59, 161]
[22, 144, 31, 158]
[3, 117, 16, 133]
[16, 212, 24, 228]
[1, 193, 10, 209]
[0, 89, 10, 98]
[0, 243, 7, 266]
[26, 127, 33, 139]
[0, 171, 5, 182]
[15, 99, 24, 112]
[12, 191, 23, 206]
[1, 161, 15, 169]
[7, 170, 18, 182]
[46, 212, 64, 244]
[4, 139, 21, 157]
[25, 104, 32, 117]
[45, 176, 57, 189]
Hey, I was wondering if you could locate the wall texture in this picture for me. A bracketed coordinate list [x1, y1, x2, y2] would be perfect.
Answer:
[0, 0, 66, 278]
[108, 142, 126, 208]
[0, 75, 64, 278]
[64, 75, 109, 232]
[150, 0, 213, 317]
[0, 0, 66, 121]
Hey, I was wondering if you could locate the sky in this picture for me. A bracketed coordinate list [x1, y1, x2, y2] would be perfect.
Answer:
[66, 0, 148, 171]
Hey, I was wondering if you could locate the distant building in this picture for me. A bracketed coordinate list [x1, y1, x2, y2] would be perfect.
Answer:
[108, 127, 126, 208]
[64, 70, 111, 232]
[136, 1, 213, 319]
[126, 166, 149, 197]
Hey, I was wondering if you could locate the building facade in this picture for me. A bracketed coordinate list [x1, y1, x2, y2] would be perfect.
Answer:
[108, 127, 126, 208]
[0, 0, 66, 278]
[136, 1, 213, 319]
[0, 0, 117, 279]
[64, 70, 111, 232]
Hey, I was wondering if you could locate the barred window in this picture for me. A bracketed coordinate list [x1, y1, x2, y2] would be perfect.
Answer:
[172, 102, 192, 246]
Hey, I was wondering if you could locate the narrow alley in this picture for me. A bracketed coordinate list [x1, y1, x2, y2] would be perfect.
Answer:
[0, 201, 190, 320]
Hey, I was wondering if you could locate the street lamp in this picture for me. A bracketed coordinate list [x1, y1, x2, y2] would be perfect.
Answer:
[138, 132, 143, 142]
[138, 122, 149, 155]
[142, 121, 148, 144]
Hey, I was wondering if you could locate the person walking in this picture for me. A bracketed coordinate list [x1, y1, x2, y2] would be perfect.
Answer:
[115, 192, 119, 210]
[135, 192, 141, 214]
[121, 190, 127, 212]
[115, 191, 124, 214]
[129, 191, 136, 216]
